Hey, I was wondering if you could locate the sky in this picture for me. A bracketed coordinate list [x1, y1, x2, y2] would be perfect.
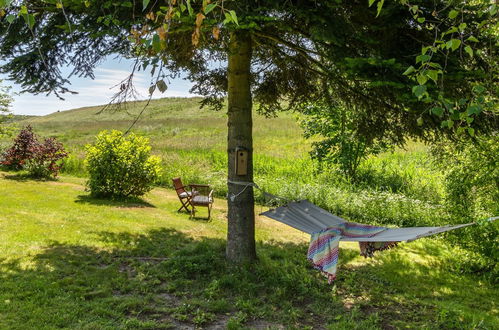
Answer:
[1, 56, 196, 116]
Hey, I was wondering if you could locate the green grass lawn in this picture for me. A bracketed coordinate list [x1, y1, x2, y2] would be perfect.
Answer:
[1, 172, 497, 329]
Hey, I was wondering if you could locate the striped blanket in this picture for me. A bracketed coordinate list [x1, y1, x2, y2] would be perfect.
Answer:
[307, 223, 398, 283]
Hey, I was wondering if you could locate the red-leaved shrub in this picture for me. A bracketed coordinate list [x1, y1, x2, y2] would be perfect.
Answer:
[1, 125, 37, 169]
[25, 137, 68, 178]
[1, 125, 68, 178]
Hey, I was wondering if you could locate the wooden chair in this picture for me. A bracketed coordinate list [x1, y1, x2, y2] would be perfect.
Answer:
[172, 177, 192, 212]
[189, 184, 214, 220]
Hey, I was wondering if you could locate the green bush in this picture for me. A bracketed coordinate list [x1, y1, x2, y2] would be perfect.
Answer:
[85, 130, 161, 198]
[431, 136, 498, 281]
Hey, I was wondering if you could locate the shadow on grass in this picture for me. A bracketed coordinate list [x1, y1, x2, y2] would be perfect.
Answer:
[75, 194, 156, 208]
[188, 214, 212, 222]
[2, 172, 58, 182]
[0, 229, 496, 329]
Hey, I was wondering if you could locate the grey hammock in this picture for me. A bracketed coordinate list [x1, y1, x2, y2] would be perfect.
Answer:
[260, 200, 496, 241]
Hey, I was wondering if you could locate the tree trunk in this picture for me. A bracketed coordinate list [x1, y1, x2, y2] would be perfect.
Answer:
[226, 30, 257, 263]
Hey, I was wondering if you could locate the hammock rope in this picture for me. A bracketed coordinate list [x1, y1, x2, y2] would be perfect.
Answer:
[227, 180, 289, 205]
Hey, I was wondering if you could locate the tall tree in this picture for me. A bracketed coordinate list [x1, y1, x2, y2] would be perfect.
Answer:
[0, 79, 13, 136]
[0, 0, 497, 262]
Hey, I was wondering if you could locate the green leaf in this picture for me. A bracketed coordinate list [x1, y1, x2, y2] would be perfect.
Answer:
[142, 0, 150, 11]
[431, 107, 444, 117]
[186, 0, 193, 16]
[417, 117, 424, 126]
[402, 66, 415, 75]
[6, 14, 15, 23]
[152, 34, 161, 52]
[223, 12, 231, 24]
[368, 0, 376, 7]
[156, 79, 167, 93]
[426, 70, 438, 83]
[490, 4, 497, 16]
[417, 17, 425, 23]
[412, 85, 426, 98]
[204, 3, 217, 15]
[22, 13, 35, 29]
[376, 0, 384, 17]
[416, 54, 430, 63]
[473, 85, 486, 94]
[467, 36, 479, 43]
[417, 74, 427, 85]
[467, 127, 475, 136]
[443, 26, 458, 36]
[464, 45, 473, 57]
[467, 105, 482, 115]
[446, 38, 461, 51]
[450, 109, 460, 120]
[148, 85, 156, 95]
[451, 39, 461, 51]
[229, 10, 238, 25]
[458, 23, 467, 31]
[426, 62, 442, 69]
[448, 10, 459, 19]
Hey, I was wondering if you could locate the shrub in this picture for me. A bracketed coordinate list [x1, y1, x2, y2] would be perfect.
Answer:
[1, 125, 37, 169]
[431, 136, 498, 281]
[300, 101, 390, 180]
[1, 125, 68, 178]
[85, 130, 161, 198]
[24, 137, 68, 178]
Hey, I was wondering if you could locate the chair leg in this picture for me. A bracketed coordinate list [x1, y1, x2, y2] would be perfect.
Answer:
[177, 198, 190, 212]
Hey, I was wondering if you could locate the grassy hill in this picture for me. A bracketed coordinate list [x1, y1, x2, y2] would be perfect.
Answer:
[23, 97, 309, 159]
[18, 97, 315, 196]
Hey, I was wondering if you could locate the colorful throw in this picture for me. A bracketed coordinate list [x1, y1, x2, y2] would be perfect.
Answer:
[307, 223, 398, 283]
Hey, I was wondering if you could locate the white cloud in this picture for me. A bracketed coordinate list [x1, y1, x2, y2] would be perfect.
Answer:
[7, 63, 196, 116]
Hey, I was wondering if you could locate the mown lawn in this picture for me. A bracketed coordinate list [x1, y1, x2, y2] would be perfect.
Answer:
[0, 172, 497, 329]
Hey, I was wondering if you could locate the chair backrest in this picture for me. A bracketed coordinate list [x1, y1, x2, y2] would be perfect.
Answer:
[172, 177, 186, 195]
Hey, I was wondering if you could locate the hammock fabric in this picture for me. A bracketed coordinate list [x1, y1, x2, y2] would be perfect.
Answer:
[307, 223, 397, 283]
[260, 200, 474, 240]
[260, 200, 484, 283]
